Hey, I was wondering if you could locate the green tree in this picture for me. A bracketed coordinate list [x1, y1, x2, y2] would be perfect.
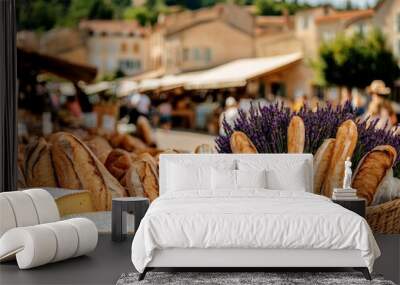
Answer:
[255, 0, 310, 16]
[64, 0, 114, 26]
[315, 29, 400, 90]
[17, 0, 65, 31]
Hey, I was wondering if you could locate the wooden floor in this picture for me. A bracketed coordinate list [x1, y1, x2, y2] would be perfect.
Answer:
[0, 234, 134, 285]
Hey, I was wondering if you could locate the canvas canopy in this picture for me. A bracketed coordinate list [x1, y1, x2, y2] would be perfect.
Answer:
[185, 53, 303, 90]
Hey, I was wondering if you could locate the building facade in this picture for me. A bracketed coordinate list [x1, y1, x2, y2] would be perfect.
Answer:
[79, 20, 151, 76]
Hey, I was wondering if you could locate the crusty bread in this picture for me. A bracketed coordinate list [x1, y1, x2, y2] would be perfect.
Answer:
[124, 153, 159, 201]
[313, 138, 336, 194]
[287, 116, 305, 153]
[50, 132, 127, 211]
[230, 131, 257, 154]
[136, 116, 155, 146]
[85, 136, 112, 164]
[322, 120, 358, 198]
[110, 133, 147, 152]
[352, 145, 397, 205]
[194, 144, 215, 154]
[24, 137, 58, 188]
[105, 149, 134, 181]
[17, 165, 26, 189]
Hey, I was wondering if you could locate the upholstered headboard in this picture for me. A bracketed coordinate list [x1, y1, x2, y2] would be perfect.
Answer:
[159, 154, 313, 195]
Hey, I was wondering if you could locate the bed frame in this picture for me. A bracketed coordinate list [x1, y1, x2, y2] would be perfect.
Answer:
[138, 154, 372, 281]
[139, 248, 371, 280]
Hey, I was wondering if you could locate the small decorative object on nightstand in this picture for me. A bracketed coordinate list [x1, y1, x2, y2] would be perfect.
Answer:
[112, 197, 149, 242]
[332, 197, 366, 218]
[331, 158, 366, 217]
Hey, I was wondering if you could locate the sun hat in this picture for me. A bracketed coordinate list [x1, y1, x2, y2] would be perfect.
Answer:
[367, 80, 390, 95]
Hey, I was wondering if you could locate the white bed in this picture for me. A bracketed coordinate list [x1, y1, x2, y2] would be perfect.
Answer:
[131, 154, 380, 280]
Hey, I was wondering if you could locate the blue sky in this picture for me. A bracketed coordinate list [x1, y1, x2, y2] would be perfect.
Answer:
[298, 0, 378, 8]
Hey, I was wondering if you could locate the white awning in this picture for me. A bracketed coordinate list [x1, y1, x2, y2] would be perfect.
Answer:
[185, 53, 303, 90]
[81, 81, 112, 95]
[137, 72, 201, 92]
[115, 80, 138, 97]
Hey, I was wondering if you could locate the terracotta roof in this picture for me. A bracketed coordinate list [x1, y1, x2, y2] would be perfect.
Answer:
[315, 9, 374, 25]
[79, 20, 150, 36]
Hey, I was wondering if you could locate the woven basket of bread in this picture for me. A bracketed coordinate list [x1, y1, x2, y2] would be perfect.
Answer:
[366, 199, 400, 234]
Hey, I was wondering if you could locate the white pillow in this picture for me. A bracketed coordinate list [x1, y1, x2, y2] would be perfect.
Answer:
[236, 169, 267, 189]
[211, 168, 236, 190]
[168, 163, 211, 191]
[266, 163, 307, 191]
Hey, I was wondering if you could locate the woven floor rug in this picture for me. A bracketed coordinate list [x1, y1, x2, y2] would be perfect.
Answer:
[116, 272, 395, 285]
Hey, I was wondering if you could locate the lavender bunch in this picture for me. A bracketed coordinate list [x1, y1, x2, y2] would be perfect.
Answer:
[215, 103, 291, 153]
[354, 118, 400, 177]
[297, 101, 356, 154]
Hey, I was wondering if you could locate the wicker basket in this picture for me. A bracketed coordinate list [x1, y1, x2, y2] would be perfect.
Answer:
[366, 199, 400, 234]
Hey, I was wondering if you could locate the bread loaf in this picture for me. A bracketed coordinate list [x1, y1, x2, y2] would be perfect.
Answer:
[110, 133, 147, 152]
[24, 137, 58, 188]
[194, 144, 215, 154]
[85, 136, 112, 164]
[50, 132, 126, 211]
[313, 139, 336, 194]
[136, 116, 155, 146]
[105, 149, 134, 181]
[322, 120, 358, 198]
[124, 153, 159, 201]
[287, 116, 305, 153]
[230, 131, 257, 154]
[352, 145, 397, 205]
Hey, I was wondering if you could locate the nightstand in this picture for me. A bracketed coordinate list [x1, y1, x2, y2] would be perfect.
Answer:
[332, 198, 366, 218]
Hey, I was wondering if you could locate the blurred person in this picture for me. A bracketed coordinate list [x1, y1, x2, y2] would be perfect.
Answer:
[129, 92, 151, 124]
[292, 95, 308, 112]
[219, 96, 238, 135]
[66, 95, 82, 118]
[352, 91, 366, 117]
[158, 99, 172, 130]
[365, 80, 397, 129]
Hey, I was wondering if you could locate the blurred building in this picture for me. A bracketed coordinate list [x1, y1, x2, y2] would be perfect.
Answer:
[17, 2, 400, 99]
[373, 0, 400, 57]
[79, 20, 151, 76]
[17, 28, 88, 65]
[154, 4, 255, 74]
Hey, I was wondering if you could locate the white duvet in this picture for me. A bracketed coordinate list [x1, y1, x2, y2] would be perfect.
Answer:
[131, 190, 380, 273]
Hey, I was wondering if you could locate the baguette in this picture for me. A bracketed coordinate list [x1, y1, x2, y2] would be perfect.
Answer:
[24, 137, 58, 188]
[50, 132, 126, 211]
[110, 133, 147, 152]
[352, 145, 397, 205]
[322, 120, 358, 197]
[230, 131, 257, 154]
[136, 116, 155, 146]
[124, 153, 159, 201]
[287, 116, 305, 153]
[313, 139, 336, 194]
